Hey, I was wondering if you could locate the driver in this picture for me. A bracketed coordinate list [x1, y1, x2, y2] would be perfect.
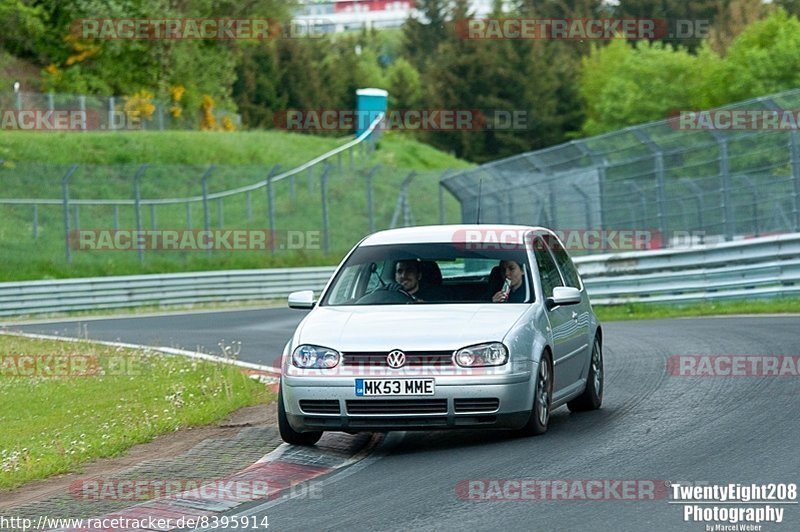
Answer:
[392, 259, 444, 302]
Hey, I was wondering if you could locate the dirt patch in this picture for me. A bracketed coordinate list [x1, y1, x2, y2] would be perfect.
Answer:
[0, 402, 277, 510]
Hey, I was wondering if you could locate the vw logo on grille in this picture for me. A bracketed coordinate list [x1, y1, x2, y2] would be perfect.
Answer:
[386, 350, 406, 369]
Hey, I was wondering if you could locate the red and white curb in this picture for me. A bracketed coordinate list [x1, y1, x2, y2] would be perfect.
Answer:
[54, 433, 382, 531]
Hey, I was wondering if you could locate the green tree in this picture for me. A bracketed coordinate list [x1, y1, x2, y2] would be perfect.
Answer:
[0, 0, 47, 60]
[276, 37, 329, 111]
[233, 42, 285, 128]
[578, 39, 721, 135]
[707, 0, 765, 55]
[402, 0, 448, 70]
[717, 8, 800, 102]
[386, 58, 422, 109]
[773, 0, 800, 16]
[28, 0, 287, 111]
[615, 0, 720, 52]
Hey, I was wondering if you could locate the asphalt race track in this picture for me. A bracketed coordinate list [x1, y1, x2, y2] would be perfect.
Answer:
[8, 311, 800, 531]
[9, 308, 303, 368]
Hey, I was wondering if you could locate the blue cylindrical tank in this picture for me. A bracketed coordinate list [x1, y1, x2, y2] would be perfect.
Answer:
[356, 88, 388, 137]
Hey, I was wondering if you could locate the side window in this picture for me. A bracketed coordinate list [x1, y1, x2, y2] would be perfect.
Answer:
[327, 265, 360, 304]
[533, 237, 563, 298]
[544, 235, 581, 289]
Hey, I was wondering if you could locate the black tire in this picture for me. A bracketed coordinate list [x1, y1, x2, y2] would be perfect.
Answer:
[567, 336, 603, 413]
[278, 388, 322, 446]
[516, 352, 553, 437]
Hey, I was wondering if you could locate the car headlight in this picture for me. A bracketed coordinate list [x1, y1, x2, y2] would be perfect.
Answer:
[292, 344, 340, 369]
[454, 342, 508, 367]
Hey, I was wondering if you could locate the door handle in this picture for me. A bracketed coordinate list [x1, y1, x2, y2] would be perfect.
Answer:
[571, 311, 578, 320]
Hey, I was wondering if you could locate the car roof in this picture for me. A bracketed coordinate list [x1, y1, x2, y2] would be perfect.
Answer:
[359, 224, 554, 246]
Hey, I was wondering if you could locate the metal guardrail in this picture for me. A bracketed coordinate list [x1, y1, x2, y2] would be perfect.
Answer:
[0, 267, 336, 317]
[0, 233, 798, 317]
[574, 233, 800, 304]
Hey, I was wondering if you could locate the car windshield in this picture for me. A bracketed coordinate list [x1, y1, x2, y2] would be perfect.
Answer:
[321, 243, 533, 306]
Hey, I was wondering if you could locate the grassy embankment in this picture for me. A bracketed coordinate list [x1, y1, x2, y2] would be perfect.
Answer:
[0, 334, 272, 490]
[0, 130, 470, 281]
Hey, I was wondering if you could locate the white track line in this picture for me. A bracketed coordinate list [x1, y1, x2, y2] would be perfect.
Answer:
[0, 330, 281, 378]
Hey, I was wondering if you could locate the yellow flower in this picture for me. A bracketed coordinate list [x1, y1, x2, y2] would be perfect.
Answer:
[170, 85, 185, 103]
[200, 95, 216, 130]
[124, 90, 156, 124]
[65, 38, 99, 65]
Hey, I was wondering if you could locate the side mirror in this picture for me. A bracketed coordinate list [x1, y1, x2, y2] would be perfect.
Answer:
[288, 290, 315, 310]
[546, 286, 581, 310]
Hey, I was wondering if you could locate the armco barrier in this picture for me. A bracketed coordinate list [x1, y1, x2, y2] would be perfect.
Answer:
[0, 267, 336, 317]
[574, 233, 800, 304]
[0, 233, 798, 317]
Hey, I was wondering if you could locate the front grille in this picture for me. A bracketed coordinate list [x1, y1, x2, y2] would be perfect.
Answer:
[454, 398, 500, 413]
[346, 399, 448, 415]
[342, 351, 453, 367]
[299, 399, 340, 414]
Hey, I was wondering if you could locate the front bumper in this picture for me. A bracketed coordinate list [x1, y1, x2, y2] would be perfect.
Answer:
[281, 368, 535, 433]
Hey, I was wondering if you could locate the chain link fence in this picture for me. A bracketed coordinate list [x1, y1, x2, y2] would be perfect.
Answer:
[0, 118, 459, 271]
[441, 88, 800, 253]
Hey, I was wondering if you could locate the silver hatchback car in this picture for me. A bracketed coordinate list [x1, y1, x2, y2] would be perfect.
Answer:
[278, 224, 603, 445]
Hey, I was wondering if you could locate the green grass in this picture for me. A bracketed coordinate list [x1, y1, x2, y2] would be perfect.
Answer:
[0, 334, 273, 490]
[0, 130, 347, 166]
[594, 297, 800, 322]
[0, 130, 471, 281]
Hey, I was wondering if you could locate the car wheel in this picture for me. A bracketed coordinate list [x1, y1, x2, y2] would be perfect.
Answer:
[278, 388, 323, 446]
[516, 352, 552, 437]
[567, 336, 603, 413]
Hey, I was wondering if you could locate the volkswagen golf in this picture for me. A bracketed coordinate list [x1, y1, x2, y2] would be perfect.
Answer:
[278, 224, 603, 445]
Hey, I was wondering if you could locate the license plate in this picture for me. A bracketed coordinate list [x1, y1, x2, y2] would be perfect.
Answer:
[355, 378, 435, 397]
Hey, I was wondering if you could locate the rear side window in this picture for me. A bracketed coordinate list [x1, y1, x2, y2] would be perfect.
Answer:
[544, 235, 582, 289]
[533, 237, 563, 298]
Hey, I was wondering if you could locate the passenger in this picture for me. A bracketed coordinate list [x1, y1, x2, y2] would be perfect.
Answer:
[392, 259, 445, 302]
[491, 259, 527, 303]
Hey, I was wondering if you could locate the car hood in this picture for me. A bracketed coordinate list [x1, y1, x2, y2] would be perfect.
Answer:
[294, 304, 529, 351]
